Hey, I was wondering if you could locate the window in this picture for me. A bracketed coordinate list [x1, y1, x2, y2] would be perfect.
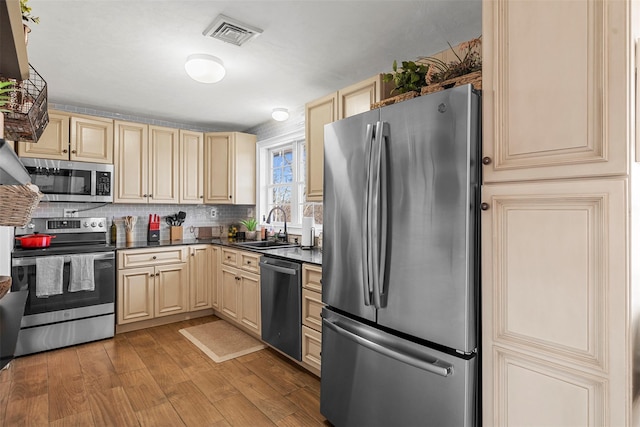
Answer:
[257, 129, 322, 232]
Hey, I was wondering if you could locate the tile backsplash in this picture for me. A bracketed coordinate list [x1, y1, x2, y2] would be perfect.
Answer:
[31, 202, 255, 243]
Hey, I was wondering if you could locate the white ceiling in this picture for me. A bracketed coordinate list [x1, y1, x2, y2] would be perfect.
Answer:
[26, 0, 482, 132]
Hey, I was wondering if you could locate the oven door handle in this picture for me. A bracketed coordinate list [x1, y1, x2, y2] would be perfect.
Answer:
[12, 252, 115, 267]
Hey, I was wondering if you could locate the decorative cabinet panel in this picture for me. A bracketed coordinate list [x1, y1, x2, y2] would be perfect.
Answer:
[211, 245, 221, 310]
[482, 0, 628, 183]
[179, 130, 204, 204]
[481, 178, 627, 426]
[203, 131, 256, 205]
[301, 263, 323, 376]
[114, 121, 179, 204]
[18, 111, 113, 163]
[118, 266, 155, 324]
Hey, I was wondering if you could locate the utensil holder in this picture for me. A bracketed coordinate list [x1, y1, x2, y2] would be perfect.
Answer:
[126, 231, 133, 244]
[170, 226, 183, 241]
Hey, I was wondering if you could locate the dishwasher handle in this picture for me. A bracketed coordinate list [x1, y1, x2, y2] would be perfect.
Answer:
[259, 259, 299, 276]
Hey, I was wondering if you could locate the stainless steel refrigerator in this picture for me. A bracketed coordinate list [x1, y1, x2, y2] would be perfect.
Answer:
[321, 84, 480, 427]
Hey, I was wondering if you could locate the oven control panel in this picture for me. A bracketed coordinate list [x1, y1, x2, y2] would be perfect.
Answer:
[16, 217, 108, 235]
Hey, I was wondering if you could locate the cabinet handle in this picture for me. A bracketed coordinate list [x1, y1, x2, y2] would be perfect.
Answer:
[229, 195, 232, 199]
[191, 252, 195, 256]
[149, 194, 153, 198]
[152, 256, 157, 259]
[156, 272, 160, 276]
[482, 156, 492, 165]
[143, 194, 148, 197]
[481, 202, 490, 211]
[200, 195, 203, 199]
[246, 261, 251, 264]
[62, 149, 68, 153]
[71, 150, 77, 154]
[149, 273, 154, 277]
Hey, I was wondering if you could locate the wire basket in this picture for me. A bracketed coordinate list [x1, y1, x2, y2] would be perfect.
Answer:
[0, 184, 42, 227]
[1, 64, 49, 142]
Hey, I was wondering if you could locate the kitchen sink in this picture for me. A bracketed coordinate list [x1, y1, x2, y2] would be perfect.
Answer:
[232, 240, 300, 250]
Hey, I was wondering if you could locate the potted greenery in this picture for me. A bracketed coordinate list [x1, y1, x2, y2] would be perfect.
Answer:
[382, 60, 431, 97]
[20, 0, 39, 45]
[420, 36, 482, 94]
[0, 81, 16, 137]
[239, 217, 258, 240]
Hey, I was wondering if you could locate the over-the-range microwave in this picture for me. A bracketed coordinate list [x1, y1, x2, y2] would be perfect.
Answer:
[20, 157, 113, 203]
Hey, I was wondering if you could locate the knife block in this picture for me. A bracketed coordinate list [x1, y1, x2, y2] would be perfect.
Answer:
[170, 226, 183, 241]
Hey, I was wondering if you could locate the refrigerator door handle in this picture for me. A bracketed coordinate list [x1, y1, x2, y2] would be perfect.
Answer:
[361, 123, 375, 307]
[324, 318, 453, 377]
[371, 121, 389, 309]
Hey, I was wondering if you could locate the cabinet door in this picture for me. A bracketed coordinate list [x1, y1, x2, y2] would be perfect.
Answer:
[149, 125, 179, 204]
[189, 245, 211, 311]
[305, 93, 337, 202]
[482, 0, 627, 183]
[220, 266, 240, 321]
[179, 130, 204, 204]
[232, 132, 257, 205]
[70, 114, 113, 163]
[338, 74, 386, 119]
[204, 132, 232, 204]
[481, 178, 626, 427]
[239, 271, 261, 335]
[155, 263, 188, 317]
[211, 246, 221, 310]
[117, 266, 154, 324]
[17, 111, 70, 159]
[114, 121, 148, 203]
[301, 325, 322, 375]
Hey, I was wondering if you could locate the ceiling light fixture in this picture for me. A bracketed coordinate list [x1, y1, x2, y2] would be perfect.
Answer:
[184, 54, 226, 84]
[272, 108, 289, 121]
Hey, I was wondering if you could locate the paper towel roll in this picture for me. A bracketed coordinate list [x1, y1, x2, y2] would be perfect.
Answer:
[301, 217, 314, 247]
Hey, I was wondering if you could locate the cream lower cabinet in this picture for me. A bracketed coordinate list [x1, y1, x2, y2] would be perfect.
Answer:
[117, 246, 189, 325]
[17, 111, 113, 163]
[189, 245, 213, 311]
[218, 247, 261, 335]
[301, 263, 323, 376]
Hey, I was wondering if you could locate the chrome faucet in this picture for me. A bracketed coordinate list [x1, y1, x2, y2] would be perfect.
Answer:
[266, 206, 288, 242]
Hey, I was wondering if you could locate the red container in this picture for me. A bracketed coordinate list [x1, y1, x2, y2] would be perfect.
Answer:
[15, 233, 56, 248]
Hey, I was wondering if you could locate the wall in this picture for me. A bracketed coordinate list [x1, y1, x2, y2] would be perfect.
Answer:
[31, 202, 254, 243]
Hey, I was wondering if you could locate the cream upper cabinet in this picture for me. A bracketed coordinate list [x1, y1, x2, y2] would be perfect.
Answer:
[17, 111, 113, 163]
[482, 0, 631, 425]
[482, 0, 627, 183]
[203, 131, 256, 205]
[114, 121, 179, 204]
[179, 130, 204, 204]
[305, 74, 392, 202]
[149, 125, 179, 203]
[305, 93, 336, 203]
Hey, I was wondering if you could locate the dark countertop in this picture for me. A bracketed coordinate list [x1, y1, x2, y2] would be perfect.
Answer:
[114, 238, 323, 265]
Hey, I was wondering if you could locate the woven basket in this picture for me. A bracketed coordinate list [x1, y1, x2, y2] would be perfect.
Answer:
[0, 185, 42, 227]
[422, 70, 482, 95]
[371, 91, 419, 109]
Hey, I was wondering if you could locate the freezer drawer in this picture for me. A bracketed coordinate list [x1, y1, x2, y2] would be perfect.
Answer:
[320, 309, 477, 427]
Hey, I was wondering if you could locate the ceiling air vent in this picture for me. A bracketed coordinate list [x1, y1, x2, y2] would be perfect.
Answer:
[202, 15, 263, 47]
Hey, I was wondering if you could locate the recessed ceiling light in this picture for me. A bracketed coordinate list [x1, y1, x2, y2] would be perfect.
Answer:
[184, 54, 226, 84]
[272, 108, 289, 121]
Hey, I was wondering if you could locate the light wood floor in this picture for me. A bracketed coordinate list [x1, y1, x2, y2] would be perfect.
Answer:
[0, 315, 329, 426]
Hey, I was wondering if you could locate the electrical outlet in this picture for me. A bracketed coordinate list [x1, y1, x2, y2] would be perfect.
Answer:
[210, 208, 217, 218]
[64, 209, 78, 218]
[247, 208, 254, 217]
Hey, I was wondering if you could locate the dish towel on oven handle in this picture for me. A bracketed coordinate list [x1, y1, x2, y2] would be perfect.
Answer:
[35, 256, 65, 298]
[69, 254, 96, 292]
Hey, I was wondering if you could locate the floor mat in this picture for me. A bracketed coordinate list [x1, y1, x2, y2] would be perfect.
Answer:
[179, 320, 265, 363]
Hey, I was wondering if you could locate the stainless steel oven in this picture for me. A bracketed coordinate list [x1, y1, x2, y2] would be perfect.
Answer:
[11, 217, 115, 356]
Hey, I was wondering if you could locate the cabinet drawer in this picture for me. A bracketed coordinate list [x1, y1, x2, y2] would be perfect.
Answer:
[302, 264, 322, 293]
[302, 325, 322, 373]
[302, 288, 323, 331]
[221, 248, 238, 267]
[239, 251, 261, 274]
[119, 247, 187, 269]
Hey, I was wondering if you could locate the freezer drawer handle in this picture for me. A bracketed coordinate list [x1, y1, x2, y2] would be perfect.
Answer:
[259, 260, 298, 276]
[325, 318, 453, 377]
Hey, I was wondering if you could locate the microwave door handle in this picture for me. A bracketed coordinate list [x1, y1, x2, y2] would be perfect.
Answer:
[91, 171, 97, 196]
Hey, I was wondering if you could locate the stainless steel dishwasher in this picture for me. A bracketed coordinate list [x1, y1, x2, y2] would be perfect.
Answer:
[260, 256, 302, 360]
